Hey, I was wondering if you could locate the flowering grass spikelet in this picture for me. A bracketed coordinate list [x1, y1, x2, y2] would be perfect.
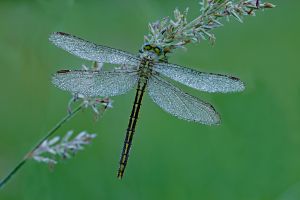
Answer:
[31, 130, 97, 167]
[145, 0, 275, 54]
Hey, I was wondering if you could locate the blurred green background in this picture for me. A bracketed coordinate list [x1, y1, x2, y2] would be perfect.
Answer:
[0, 0, 299, 199]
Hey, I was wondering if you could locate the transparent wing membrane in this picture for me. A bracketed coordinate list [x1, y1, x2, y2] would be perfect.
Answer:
[52, 70, 139, 97]
[148, 75, 220, 125]
[49, 32, 140, 65]
[154, 62, 245, 93]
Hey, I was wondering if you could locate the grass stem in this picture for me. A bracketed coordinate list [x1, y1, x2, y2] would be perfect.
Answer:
[0, 104, 84, 189]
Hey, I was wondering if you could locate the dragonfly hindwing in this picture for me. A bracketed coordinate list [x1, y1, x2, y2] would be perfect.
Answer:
[148, 75, 220, 125]
[52, 70, 139, 97]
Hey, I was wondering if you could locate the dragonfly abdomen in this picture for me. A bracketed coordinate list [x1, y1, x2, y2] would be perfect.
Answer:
[117, 57, 154, 179]
[117, 78, 148, 179]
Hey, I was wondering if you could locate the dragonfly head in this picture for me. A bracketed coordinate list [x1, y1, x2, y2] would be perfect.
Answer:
[139, 43, 163, 59]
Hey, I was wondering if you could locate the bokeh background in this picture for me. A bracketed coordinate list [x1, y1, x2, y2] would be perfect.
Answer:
[0, 0, 299, 199]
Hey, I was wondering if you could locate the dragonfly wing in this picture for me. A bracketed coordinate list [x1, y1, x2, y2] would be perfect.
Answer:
[49, 32, 140, 66]
[148, 75, 220, 125]
[153, 62, 245, 93]
[52, 70, 139, 97]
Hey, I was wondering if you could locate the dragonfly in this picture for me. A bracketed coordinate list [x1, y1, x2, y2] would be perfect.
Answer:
[49, 32, 245, 179]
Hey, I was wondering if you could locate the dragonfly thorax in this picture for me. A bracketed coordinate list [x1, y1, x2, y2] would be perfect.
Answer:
[138, 57, 155, 78]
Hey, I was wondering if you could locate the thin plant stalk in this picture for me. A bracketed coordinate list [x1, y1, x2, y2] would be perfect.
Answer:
[0, 103, 84, 189]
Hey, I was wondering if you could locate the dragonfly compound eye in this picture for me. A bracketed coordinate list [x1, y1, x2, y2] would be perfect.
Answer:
[143, 44, 152, 51]
[154, 47, 162, 55]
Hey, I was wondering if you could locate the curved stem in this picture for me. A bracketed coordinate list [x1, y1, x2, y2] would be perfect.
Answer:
[0, 104, 84, 189]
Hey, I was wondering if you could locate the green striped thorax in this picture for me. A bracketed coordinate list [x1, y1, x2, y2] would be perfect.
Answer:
[137, 43, 163, 79]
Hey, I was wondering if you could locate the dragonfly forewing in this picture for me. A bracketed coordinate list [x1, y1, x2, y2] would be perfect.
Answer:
[52, 70, 139, 97]
[153, 62, 245, 93]
[49, 32, 140, 66]
[148, 75, 220, 125]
